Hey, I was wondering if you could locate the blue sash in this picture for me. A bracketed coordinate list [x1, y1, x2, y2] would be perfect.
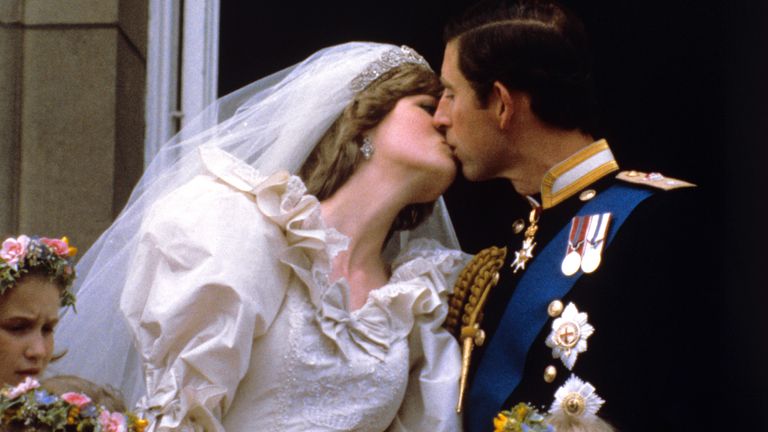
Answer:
[466, 183, 654, 432]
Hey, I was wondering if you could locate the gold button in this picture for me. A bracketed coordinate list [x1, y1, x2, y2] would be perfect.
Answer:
[544, 365, 557, 383]
[474, 329, 486, 346]
[547, 299, 564, 317]
[579, 189, 596, 201]
[512, 218, 525, 234]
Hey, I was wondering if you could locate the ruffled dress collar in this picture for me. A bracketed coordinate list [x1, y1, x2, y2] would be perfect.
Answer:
[200, 146, 458, 361]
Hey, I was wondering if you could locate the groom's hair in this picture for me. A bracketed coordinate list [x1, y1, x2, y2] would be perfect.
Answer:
[445, 0, 598, 135]
[299, 63, 442, 235]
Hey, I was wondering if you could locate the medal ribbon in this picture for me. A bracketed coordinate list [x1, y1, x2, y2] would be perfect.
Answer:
[561, 216, 589, 276]
[585, 213, 610, 250]
[581, 213, 612, 273]
[566, 216, 589, 255]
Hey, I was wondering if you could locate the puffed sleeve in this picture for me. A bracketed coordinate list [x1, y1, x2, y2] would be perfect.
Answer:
[387, 239, 470, 432]
[120, 173, 291, 431]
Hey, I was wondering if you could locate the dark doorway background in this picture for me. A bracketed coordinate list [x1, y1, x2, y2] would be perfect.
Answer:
[219, 0, 767, 422]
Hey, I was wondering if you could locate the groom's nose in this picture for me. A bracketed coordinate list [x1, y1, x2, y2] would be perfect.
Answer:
[432, 96, 451, 130]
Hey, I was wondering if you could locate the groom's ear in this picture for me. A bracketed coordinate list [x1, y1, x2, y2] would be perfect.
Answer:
[491, 81, 515, 130]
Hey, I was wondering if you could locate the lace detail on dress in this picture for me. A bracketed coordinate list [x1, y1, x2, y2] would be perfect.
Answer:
[279, 285, 408, 431]
[281, 175, 306, 211]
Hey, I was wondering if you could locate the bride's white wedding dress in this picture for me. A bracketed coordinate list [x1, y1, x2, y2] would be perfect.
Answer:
[49, 42, 467, 432]
[122, 147, 468, 431]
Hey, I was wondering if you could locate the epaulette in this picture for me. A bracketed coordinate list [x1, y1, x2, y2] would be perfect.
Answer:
[444, 245, 507, 337]
[616, 170, 695, 190]
[444, 245, 507, 413]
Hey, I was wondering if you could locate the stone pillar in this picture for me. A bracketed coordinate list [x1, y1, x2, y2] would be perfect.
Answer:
[0, 2, 22, 235]
[0, 0, 147, 251]
[115, 0, 148, 216]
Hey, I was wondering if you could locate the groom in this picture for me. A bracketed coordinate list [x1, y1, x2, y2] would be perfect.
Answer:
[434, 1, 718, 431]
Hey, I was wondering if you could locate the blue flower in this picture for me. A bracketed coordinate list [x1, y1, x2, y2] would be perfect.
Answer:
[34, 389, 58, 405]
[81, 404, 99, 418]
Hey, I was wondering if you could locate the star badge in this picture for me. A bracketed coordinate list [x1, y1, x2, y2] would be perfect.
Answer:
[550, 374, 604, 419]
[545, 302, 594, 370]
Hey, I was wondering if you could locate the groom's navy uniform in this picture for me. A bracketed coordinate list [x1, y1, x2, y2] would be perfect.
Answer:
[460, 140, 719, 431]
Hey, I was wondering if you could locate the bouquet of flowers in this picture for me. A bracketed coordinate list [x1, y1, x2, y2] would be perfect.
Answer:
[0, 377, 148, 432]
[493, 402, 554, 432]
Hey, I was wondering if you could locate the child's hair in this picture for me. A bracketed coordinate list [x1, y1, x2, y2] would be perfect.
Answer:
[0, 235, 78, 308]
[41, 375, 126, 412]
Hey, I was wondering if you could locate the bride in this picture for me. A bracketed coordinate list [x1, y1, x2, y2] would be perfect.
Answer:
[51, 42, 468, 431]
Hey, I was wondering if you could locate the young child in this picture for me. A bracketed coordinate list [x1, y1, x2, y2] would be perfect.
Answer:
[0, 235, 77, 387]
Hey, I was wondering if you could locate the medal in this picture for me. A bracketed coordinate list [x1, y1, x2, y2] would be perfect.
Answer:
[511, 199, 541, 273]
[545, 302, 594, 370]
[511, 238, 536, 273]
[580, 250, 600, 274]
[561, 252, 581, 276]
[551, 375, 605, 420]
[561, 216, 588, 276]
[580, 213, 611, 274]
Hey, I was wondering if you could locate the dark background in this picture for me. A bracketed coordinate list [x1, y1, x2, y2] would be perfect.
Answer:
[219, 0, 767, 421]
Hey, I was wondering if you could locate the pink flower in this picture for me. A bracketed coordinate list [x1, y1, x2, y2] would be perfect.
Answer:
[0, 235, 30, 269]
[61, 392, 92, 408]
[41, 237, 69, 256]
[99, 410, 127, 432]
[5, 376, 40, 399]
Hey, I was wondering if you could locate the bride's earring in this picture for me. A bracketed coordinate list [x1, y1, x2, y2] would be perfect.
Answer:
[360, 136, 375, 160]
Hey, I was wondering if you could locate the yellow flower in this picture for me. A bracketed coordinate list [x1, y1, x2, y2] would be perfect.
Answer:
[493, 413, 509, 432]
[67, 406, 80, 424]
[134, 418, 149, 432]
[62, 236, 78, 256]
[514, 402, 530, 420]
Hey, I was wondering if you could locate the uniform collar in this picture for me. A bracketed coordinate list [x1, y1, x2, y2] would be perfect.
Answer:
[539, 139, 619, 209]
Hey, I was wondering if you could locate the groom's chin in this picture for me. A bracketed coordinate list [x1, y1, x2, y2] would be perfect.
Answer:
[460, 165, 492, 183]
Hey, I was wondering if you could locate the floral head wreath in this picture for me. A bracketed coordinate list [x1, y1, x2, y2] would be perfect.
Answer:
[0, 377, 148, 432]
[0, 235, 78, 308]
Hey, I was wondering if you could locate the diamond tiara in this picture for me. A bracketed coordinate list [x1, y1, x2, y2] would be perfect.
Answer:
[349, 45, 432, 92]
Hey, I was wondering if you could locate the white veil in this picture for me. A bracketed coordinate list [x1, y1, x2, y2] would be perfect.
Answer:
[49, 42, 459, 405]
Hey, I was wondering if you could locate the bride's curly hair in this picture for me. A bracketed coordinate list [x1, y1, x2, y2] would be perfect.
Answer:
[299, 63, 443, 235]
